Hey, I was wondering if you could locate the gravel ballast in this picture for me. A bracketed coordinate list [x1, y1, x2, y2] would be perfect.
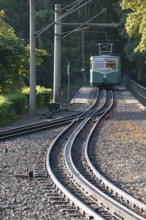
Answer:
[0, 89, 146, 219]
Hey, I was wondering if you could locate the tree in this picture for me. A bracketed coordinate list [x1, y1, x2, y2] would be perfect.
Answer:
[0, 10, 25, 92]
[0, 1, 122, 87]
[0, 10, 48, 92]
[121, 0, 146, 52]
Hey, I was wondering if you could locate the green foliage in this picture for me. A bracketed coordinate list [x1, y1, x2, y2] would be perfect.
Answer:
[0, 35, 27, 92]
[1, 0, 145, 87]
[119, 0, 146, 86]
[6, 93, 28, 114]
[22, 85, 53, 108]
[0, 9, 48, 93]
[0, 85, 52, 126]
[121, 0, 146, 53]
[0, 95, 16, 126]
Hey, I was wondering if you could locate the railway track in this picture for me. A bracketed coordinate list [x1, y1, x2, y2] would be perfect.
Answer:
[1, 88, 145, 219]
[46, 90, 146, 219]
[0, 88, 98, 141]
[0, 112, 81, 141]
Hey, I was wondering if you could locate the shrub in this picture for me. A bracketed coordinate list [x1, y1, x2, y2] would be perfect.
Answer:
[22, 85, 52, 109]
[6, 93, 28, 114]
[0, 96, 16, 126]
[0, 85, 52, 126]
[36, 85, 52, 108]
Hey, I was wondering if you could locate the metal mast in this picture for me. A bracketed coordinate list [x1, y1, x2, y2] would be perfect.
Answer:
[29, 0, 36, 114]
[53, 4, 62, 103]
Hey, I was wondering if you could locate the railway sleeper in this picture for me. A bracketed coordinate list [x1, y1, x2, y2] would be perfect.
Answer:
[34, 173, 48, 178]
[88, 179, 98, 185]
[39, 181, 55, 188]
[60, 208, 78, 213]
[51, 200, 69, 205]
[100, 212, 113, 218]
[56, 204, 75, 209]
[43, 186, 54, 190]
[134, 206, 145, 214]
[33, 168, 46, 171]
[35, 166, 45, 170]
[33, 173, 47, 177]
[89, 203, 99, 210]
[47, 193, 60, 196]
[34, 176, 48, 179]
[67, 213, 85, 218]
[36, 176, 49, 184]
[86, 201, 97, 205]
[33, 170, 47, 173]
[38, 180, 53, 185]
[53, 174, 69, 178]
[49, 196, 65, 200]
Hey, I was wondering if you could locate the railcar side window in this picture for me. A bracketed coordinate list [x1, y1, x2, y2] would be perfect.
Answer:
[94, 61, 104, 70]
[106, 61, 116, 70]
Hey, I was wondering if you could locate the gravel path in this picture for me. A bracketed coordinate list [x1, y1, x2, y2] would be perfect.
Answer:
[0, 89, 146, 219]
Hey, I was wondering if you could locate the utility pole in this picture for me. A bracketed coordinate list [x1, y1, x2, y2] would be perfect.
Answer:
[81, 31, 86, 83]
[29, 0, 36, 114]
[67, 61, 70, 108]
[53, 4, 62, 103]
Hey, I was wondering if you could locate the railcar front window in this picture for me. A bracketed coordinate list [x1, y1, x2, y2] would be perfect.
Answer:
[106, 61, 116, 70]
[94, 61, 104, 70]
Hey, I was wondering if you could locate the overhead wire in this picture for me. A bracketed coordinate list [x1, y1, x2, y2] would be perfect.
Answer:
[36, 0, 92, 36]
[59, 0, 84, 19]
[59, 26, 89, 35]
[63, 8, 107, 38]
[60, 0, 84, 11]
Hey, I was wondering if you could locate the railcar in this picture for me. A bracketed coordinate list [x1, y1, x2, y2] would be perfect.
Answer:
[90, 43, 121, 87]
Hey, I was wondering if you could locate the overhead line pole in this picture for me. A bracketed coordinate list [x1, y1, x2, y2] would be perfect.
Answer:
[29, 0, 36, 115]
[82, 31, 86, 83]
[52, 1, 92, 103]
[53, 4, 62, 103]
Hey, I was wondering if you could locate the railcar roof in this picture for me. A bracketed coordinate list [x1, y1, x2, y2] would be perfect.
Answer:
[90, 55, 119, 59]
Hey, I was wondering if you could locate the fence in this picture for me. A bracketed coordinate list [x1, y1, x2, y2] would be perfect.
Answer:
[124, 77, 146, 107]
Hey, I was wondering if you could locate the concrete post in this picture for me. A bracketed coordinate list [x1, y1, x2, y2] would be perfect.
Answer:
[53, 4, 62, 103]
[29, 0, 36, 114]
[82, 30, 86, 83]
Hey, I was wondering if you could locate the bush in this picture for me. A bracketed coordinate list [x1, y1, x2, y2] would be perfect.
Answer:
[22, 85, 52, 109]
[6, 93, 28, 114]
[0, 96, 16, 126]
[0, 85, 52, 126]
[36, 85, 52, 108]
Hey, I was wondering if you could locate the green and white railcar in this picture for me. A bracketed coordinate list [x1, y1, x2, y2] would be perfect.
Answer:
[90, 54, 121, 87]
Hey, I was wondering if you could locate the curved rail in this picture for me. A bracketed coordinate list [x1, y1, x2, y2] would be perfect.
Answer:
[84, 101, 146, 214]
[46, 90, 107, 219]
[65, 90, 145, 220]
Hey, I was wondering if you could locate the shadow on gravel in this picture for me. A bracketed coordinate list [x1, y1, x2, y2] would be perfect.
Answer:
[109, 111, 146, 121]
[108, 110, 146, 131]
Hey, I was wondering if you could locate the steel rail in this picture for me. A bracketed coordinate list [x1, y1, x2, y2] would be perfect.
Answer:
[46, 90, 107, 219]
[65, 90, 145, 220]
[0, 88, 99, 140]
[0, 112, 80, 136]
[85, 99, 146, 213]
[0, 114, 83, 141]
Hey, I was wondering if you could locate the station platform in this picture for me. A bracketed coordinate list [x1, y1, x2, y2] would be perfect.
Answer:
[70, 86, 97, 104]
[70, 85, 146, 112]
[116, 86, 146, 112]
